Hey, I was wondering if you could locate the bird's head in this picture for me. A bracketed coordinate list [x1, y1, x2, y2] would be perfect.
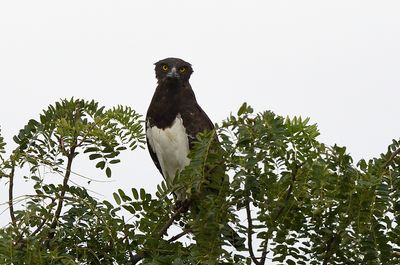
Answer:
[154, 58, 193, 85]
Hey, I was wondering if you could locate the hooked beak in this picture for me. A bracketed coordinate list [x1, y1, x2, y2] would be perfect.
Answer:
[166, 67, 180, 79]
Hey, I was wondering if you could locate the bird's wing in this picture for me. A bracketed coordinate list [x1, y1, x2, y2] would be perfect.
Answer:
[182, 103, 215, 148]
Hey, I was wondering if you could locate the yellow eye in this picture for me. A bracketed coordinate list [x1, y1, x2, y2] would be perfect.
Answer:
[162, 64, 169, 71]
[179, 67, 186, 73]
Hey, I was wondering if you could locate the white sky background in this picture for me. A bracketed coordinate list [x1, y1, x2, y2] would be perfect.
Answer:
[0, 0, 400, 234]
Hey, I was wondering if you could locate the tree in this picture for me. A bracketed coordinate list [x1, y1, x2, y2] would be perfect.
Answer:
[0, 98, 399, 264]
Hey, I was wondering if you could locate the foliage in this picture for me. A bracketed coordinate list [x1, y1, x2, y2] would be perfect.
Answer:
[0, 99, 399, 264]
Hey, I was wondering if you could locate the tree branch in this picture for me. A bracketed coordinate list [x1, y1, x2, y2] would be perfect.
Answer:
[124, 231, 137, 265]
[8, 164, 16, 226]
[11, 201, 28, 248]
[168, 229, 190, 243]
[246, 200, 262, 265]
[158, 199, 191, 238]
[249, 162, 304, 265]
[259, 232, 270, 265]
[322, 233, 339, 265]
[46, 146, 76, 246]
[130, 199, 192, 265]
[274, 162, 303, 221]
[31, 217, 48, 237]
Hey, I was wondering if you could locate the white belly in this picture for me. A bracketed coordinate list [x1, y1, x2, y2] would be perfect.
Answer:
[147, 115, 190, 185]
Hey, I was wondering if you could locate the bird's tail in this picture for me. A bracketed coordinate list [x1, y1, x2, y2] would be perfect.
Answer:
[222, 224, 246, 250]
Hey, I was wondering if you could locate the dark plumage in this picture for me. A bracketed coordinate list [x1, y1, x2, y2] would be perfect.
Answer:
[147, 58, 213, 139]
[146, 58, 214, 187]
[146, 58, 244, 249]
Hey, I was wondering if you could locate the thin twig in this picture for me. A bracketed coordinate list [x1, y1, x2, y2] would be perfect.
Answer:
[76, 123, 99, 148]
[322, 234, 339, 265]
[21, 153, 113, 183]
[8, 164, 16, 226]
[158, 199, 191, 237]
[274, 182, 293, 221]
[274, 162, 303, 221]
[260, 162, 304, 264]
[121, 216, 137, 265]
[383, 147, 400, 168]
[58, 137, 68, 157]
[167, 229, 190, 243]
[259, 232, 269, 265]
[31, 217, 48, 237]
[130, 199, 192, 265]
[246, 200, 261, 265]
[31, 197, 55, 237]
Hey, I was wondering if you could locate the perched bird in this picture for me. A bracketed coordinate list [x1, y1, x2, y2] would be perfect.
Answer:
[146, 57, 214, 202]
[146, 57, 244, 249]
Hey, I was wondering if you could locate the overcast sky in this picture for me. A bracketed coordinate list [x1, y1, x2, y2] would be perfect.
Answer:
[1, 1, 400, 226]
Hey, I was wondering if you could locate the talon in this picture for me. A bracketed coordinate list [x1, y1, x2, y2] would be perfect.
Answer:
[175, 199, 190, 213]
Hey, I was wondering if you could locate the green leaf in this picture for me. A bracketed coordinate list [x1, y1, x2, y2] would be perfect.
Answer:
[132, 188, 139, 200]
[89, 153, 102, 160]
[118, 189, 131, 202]
[140, 188, 146, 201]
[106, 167, 112, 178]
[113, 192, 121, 205]
[237, 102, 248, 116]
[122, 205, 136, 214]
[96, 161, 106, 169]
[84, 147, 100, 153]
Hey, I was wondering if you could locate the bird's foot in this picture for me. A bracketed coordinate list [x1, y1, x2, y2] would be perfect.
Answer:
[174, 199, 190, 213]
